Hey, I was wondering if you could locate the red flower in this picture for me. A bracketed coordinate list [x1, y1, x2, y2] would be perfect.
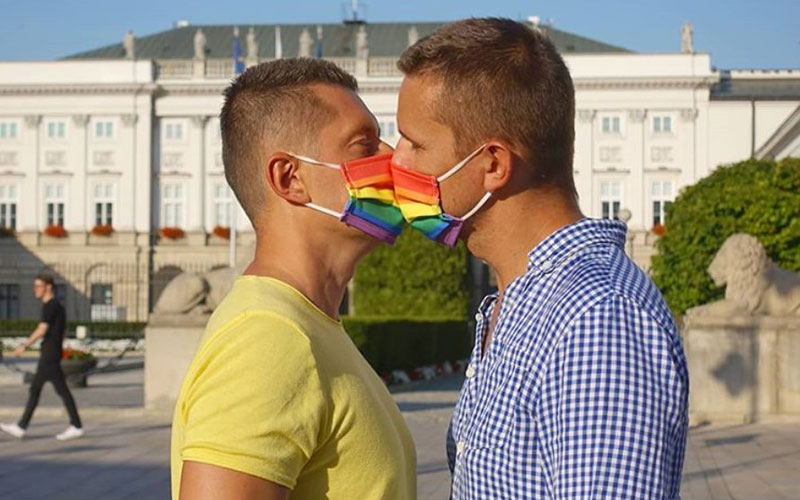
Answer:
[62, 347, 94, 360]
[91, 224, 114, 236]
[212, 225, 230, 239]
[651, 223, 666, 236]
[44, 225, 67, 238]
[160, 227, 185, 240]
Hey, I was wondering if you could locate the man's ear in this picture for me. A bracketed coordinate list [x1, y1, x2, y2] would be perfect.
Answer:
[265, 153, 312, 205]
[482, 141, 514, 193]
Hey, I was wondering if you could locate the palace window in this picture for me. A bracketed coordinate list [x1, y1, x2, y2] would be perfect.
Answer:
[162, 183, 185, 227]
[44, 183, 66, 227]
[94, 183, 115, 226]
[0, 122, 18, 140]
[652, 181, 674, 226]
[0, 185, 17, 230]
[600, 180, 622, 220]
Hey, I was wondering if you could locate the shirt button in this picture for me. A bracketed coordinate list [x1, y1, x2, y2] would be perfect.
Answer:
[456, 441, 465, 454]
[541, 260, 553, 271]
[465, 365, 476, 378]
[474, 313, 482, 322]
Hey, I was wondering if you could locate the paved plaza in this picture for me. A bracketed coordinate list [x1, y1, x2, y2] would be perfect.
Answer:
[1, 366, 800, 499]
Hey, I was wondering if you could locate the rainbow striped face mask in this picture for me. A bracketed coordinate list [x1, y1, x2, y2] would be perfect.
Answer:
[288, 152, 405, 244]
[390, 145, 491, 247]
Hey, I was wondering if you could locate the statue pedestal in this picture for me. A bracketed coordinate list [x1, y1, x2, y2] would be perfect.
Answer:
[145, 313, 209, 412]
[684, 314, 800, 425]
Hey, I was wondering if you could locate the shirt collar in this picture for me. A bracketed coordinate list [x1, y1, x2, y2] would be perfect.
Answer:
[526, 217, 628, 274]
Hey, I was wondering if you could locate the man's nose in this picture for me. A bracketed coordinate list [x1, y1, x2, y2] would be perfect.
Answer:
[392, 137, 414, 168]
[378, 140, 394, 155]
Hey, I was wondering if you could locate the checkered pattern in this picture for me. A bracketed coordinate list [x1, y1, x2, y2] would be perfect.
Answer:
[448, 218, 689, 499]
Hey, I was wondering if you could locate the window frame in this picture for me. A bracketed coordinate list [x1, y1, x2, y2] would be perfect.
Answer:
[93, 119, 115, 140]
[161, 182, 186, 228]
[599, 180, 623, 220]
[651, 180, 675, 227]
[44, 183, 67, 227]
[212, 182, 232, 228]
[93, 182, 115, 227]
[0, 184, 18, 230]
[45, 119, 67, 141]
[0, 121, 19, 141]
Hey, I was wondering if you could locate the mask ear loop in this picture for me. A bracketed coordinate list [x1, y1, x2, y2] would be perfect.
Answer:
[433, 144, 492, 222]
[286, 153, 340, 170]
[436, 144, 486, 182]
[286, 152, 344, 219]
[459, 192, 492, 221]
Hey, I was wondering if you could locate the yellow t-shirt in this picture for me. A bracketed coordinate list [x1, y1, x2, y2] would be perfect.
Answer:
[171, 276, 416, 499]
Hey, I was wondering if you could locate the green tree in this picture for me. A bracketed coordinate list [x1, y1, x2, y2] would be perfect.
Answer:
[651, 157, 800, 316]
[353, 229, 470, 318]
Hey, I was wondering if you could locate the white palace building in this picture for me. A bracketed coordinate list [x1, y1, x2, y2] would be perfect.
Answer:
[0, 18, 799, 321]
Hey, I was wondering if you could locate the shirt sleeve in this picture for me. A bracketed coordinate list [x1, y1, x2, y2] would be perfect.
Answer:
[40, 302, 54, 324]
[178, 312, 328, 489]
[537, 294, 688, 499]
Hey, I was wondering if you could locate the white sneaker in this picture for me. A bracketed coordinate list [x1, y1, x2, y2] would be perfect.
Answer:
[55, 425, 84, 441]
[0, 423, 26, 439]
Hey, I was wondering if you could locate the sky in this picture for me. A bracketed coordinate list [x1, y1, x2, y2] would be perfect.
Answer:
[1, 0, 798, 69]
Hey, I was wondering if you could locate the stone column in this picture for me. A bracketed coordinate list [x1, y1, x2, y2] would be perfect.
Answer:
[121, 114, 138, 234]
[575, 109, 595, 216]
[627, 109, 647, 230]
[72, 114, 89, 235]
[24, 115, 42, 234]
[191, 116, 209, 235]
[680, 108, 699, 186]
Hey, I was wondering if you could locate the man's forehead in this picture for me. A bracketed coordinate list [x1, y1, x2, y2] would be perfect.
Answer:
[310, 83, 378, 138]
[308, 82, 360, 109]
[399, 75, 443, 112]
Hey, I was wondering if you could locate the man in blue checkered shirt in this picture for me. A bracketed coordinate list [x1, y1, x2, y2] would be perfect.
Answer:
[393, 18, 689, 499]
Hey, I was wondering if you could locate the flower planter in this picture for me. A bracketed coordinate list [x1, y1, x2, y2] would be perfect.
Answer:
[61, 358, 98, 388]
[91, 224, 114, 237]
[160, 227, 185, 240]
[44, 225, 67, 238]
[212, 225, 230, 240]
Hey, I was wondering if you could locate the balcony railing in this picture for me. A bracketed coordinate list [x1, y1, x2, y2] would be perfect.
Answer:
[368, 57, 401, 77]
[156, 60, 193, 79]
[155, 57, 395, 80]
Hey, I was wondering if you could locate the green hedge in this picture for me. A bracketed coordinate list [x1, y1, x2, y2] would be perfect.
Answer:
[354, 229, 471, 318]
[342, 316, 471, 374]
[0, 320, 145, 339]
[651, 157, 800, 316]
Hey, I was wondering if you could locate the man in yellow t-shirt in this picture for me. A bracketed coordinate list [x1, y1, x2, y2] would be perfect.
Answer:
[171, 58, 415, 500]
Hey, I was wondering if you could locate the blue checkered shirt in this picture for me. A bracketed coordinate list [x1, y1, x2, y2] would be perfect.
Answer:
[447, 218, 689, 499]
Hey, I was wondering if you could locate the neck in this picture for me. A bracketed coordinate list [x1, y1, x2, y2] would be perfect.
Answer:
[469, 188, 582, 294]
[41, 292, 54, 304]
[244, 215, 375, 320]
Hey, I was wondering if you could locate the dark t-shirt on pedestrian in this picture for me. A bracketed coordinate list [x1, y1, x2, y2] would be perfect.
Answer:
[39, 299, 66, 364]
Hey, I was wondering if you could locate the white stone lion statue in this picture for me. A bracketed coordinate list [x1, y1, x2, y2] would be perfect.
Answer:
[687, 233, 800, 318]
[152, 244, 254, 316]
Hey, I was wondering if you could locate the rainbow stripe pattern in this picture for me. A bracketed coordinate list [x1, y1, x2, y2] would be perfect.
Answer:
[390, 162, 463, 248]
[338, 153, 405, 244]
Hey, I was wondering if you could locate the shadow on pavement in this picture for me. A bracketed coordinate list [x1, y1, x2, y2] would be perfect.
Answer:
[0, 459, 169, 500]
